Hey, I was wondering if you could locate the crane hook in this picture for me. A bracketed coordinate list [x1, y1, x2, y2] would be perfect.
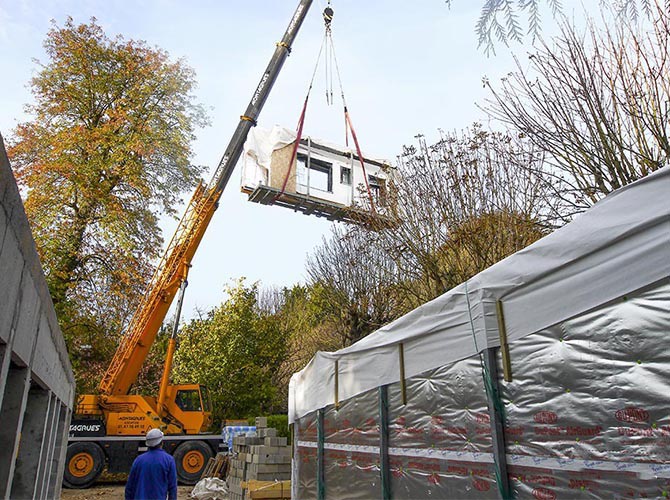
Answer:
[323, 5, 334, 29]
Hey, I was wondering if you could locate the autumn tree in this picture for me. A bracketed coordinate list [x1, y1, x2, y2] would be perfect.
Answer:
[257, 283, 341, 409]
[7, 18, 207, 387]
[173, 281, 287, 425]
[484, 4, 668, 209]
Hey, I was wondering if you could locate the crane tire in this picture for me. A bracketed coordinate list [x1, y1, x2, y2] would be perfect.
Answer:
[173, 440, 213, 485]
[63, 441, 105, 489]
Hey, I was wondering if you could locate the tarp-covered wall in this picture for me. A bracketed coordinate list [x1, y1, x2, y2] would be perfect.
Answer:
[294, 281, 670, 498]
[290, 169, 670, 425]
[502, 280, 670, 498]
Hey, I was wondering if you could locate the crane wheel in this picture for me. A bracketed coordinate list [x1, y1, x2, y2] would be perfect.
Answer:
[62, 442, 105, 489]
[173, 440, 213, 485]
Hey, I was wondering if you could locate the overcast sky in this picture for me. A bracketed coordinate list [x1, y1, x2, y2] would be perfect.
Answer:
[0, 0, 586, 320]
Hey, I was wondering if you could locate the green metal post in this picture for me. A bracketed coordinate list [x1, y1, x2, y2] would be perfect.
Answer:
[317, 408, 325, 500]
[378, 385, 391, 500]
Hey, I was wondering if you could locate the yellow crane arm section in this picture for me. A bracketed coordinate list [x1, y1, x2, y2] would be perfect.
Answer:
[96, 0, 314, 398]
[98, 183, 218, 396]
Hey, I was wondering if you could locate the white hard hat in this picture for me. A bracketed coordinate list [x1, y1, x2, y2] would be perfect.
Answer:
[146, 428, 164, 447]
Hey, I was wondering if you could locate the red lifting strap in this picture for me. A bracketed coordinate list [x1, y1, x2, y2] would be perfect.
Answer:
[344, 107, 377, 215]
[273, 95, 309, 202]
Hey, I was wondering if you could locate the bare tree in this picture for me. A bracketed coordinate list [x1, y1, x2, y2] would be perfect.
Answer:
[360, 124, 554, 307]
[306, 225, 403, 347]
[308, 125, 555, 320]
[483, 3, 668, 210]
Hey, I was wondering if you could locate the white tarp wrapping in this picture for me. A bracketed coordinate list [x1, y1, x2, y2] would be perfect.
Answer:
[241, 125, 392, 209]
[241, 125, 296, 189]
[191, 477, 228, 500]
[289, 167, 670, 424]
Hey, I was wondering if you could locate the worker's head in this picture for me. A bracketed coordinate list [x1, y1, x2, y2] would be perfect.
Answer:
[146, 428, 164, 449]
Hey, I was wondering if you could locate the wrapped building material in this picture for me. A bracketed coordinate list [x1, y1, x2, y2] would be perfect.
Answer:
[387, 360, 497, 499]
[290, 168, 670, 499]
[295, 411, 318, 499]
[502, 281, 670, 498]
[221, 425, 256, 450]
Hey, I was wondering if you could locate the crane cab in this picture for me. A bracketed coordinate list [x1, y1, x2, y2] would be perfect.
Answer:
[164, 383, 213, 434]
[73, 384, 212, 436]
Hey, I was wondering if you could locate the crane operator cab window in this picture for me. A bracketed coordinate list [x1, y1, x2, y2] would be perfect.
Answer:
[175, 389, 203, 412]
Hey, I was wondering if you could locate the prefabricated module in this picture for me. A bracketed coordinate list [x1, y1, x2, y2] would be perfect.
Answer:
[241, 125, 394, 226]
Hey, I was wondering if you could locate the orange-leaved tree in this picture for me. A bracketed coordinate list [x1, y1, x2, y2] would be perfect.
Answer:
[7, 18, 208, 391]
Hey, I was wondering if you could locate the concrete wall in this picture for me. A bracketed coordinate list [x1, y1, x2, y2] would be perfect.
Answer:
[0, 133, 75, 499]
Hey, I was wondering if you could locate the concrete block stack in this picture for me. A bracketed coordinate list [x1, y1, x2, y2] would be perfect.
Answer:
[228, 417, 292, 500]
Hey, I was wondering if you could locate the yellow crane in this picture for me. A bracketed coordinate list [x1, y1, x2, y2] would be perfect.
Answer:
[64, 0, 314, 488]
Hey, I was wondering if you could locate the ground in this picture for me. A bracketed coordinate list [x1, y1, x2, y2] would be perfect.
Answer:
[61, 482, 195, 499]
[60, 475, 197, 499]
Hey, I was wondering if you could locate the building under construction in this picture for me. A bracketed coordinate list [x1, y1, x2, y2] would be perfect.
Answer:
[0, 135, 75, 498]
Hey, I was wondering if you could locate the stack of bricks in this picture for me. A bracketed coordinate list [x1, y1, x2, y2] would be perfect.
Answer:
[228, 417, 292, 500]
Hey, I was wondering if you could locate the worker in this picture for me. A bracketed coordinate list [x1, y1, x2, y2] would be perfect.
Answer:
[125, 429, 177, 500]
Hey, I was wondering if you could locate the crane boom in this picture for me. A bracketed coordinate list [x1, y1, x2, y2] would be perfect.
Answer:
[98, 0, 314, 396]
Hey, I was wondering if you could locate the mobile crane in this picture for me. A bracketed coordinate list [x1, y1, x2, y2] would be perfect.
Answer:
[64, 0, 314, 488]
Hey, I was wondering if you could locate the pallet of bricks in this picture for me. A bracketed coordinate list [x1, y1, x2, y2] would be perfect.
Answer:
[228, 417, 291, 500]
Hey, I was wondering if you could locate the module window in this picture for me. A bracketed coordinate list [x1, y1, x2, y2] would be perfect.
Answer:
[298, 154, 333, 192]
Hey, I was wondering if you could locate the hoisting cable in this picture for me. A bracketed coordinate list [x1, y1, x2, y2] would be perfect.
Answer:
[273, 30, 328, 203]
[326, 21, 378, 214]
[324, 5, 349, 147]
[275, 2, 378, 215]
[324, 2, 334, 105]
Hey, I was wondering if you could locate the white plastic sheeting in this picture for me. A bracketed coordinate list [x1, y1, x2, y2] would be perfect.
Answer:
[191, 477, 228, 500]
[289, 167, 670, 424]
[240, 125, 392, 211]
[240, 125, 296, 189]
